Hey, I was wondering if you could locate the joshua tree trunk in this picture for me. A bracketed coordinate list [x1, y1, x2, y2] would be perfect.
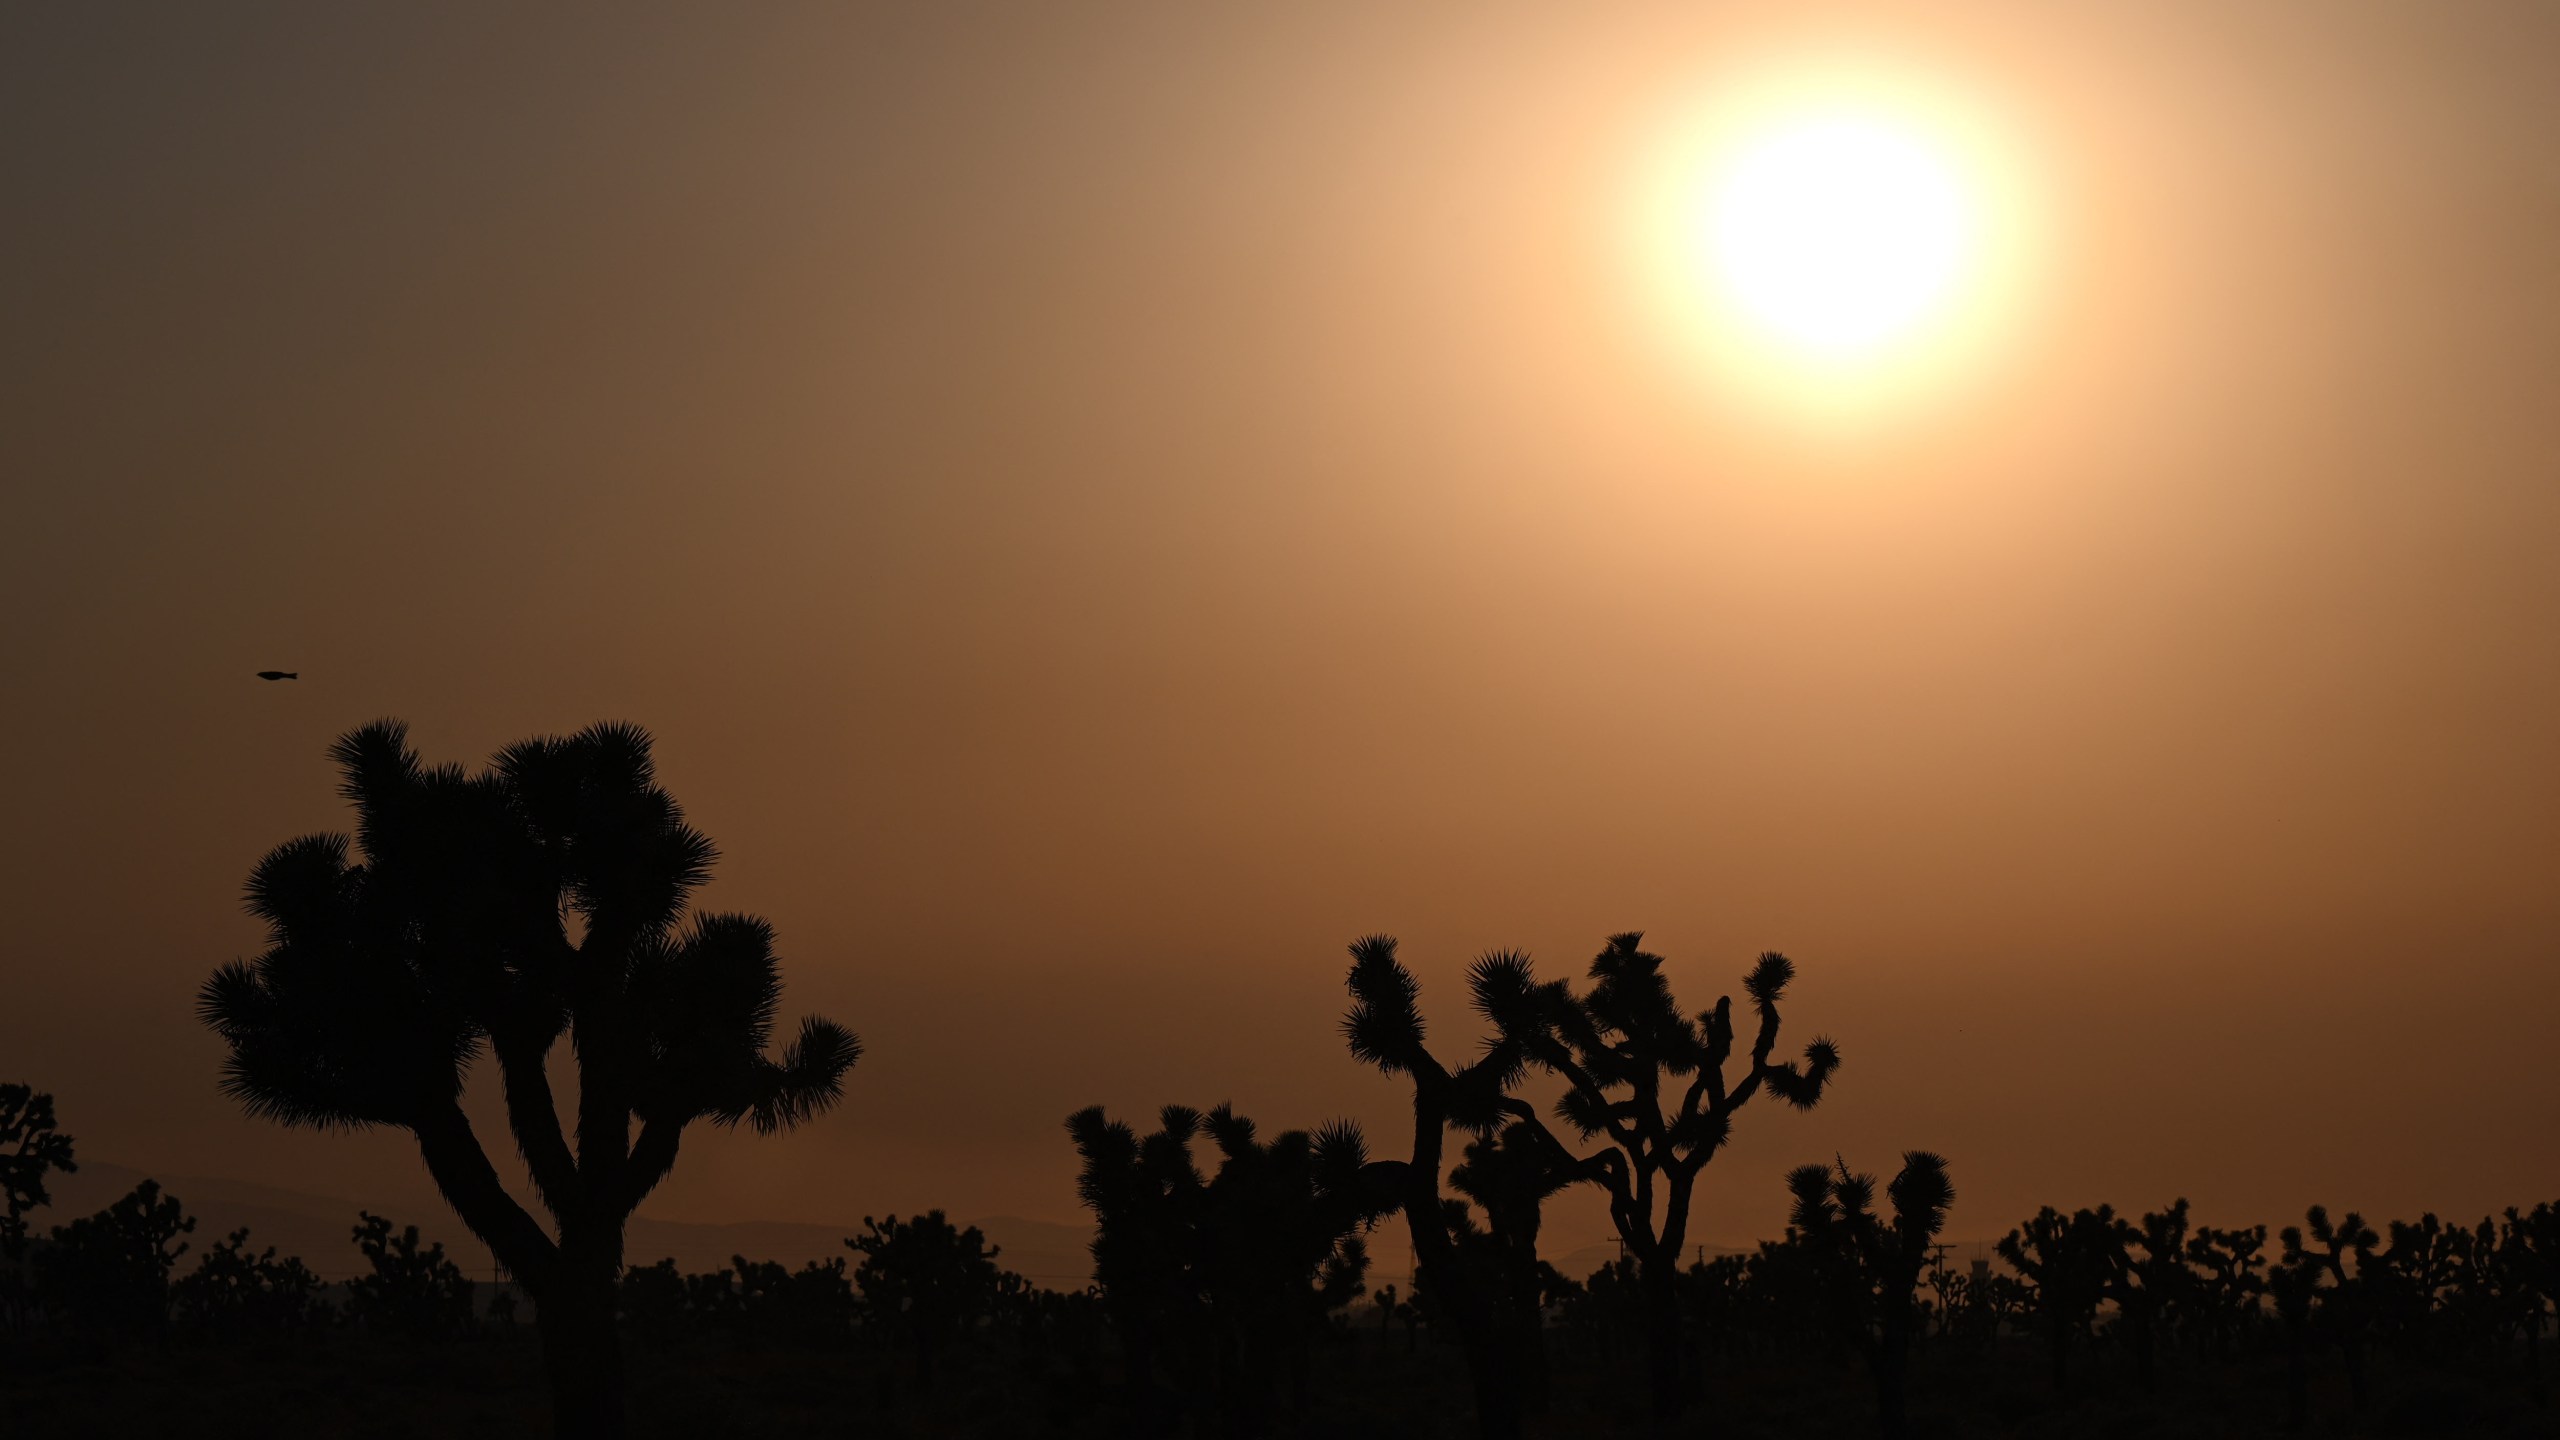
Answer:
[1869, 1332, 1911, 1440]
[1512, 1306, 1550, 1416]
[535, 1266, 627, 1440]
[1392, 1095, 1521, 1440]
[2527, 1299, 2547, 1406]
[1463, 1350, 1523, 1440]
[1497, 1219, 1552, 1414]
[1639, 1250, 1687, 1424]
[2527, 1296, 2547, 1406]
[2283, 1325, 2309, 1430]
[2340, 1332, 2368, 1411]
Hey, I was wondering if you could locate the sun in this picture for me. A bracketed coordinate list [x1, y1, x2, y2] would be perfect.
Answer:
[1623, 63, 2036, 423]
[1705, 116, 1973, 361]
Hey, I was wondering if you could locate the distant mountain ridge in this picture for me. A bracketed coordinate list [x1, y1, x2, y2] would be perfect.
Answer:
[48, 1162, 1098, 1286]
[43, 1162, 1853, 1289]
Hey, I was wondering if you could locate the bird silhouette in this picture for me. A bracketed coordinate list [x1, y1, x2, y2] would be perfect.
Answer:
[256, 671, 298, 681]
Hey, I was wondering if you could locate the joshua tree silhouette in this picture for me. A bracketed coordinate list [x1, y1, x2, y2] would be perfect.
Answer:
[1068, 1101, 1388, 1438]
[347, 1211, 477, 1341]
[1474, 933, 1840, 1424]
[2184, 1221, 2270, 1361]
[33, 1179, 194, 1336]
[1341, 935, 1549, 1440]
[0, 1085, 76, 1259]
[171, 1226, 325, 1334]
[848, 1210, 1003, 1392]
[2108, 1199, 2191, 1391]
[2500, 1202, 2559, 1405]
[1996, 1204, 2116, 1388]
[1786, 1151, 1955, 1440]
[2277, 1205, 2380, 1417]
[197, 720, 857, 1440]
[1449, 1121, 1578, 1414]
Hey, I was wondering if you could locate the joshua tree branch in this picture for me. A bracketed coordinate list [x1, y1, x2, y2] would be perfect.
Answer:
[1720, 1063, 1767, 1117]
[622, 1116, 684, 1213]
[1543, 1050, 1644, 1154]
[413, 1102, 558, 1286]
[1677, 1066, 1720, 1130]
[496, 1034, 580, 1224]
[570, 1006, 635, 1211]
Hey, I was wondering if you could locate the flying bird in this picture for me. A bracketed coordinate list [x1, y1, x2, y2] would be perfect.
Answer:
[256, 671, 299, 681]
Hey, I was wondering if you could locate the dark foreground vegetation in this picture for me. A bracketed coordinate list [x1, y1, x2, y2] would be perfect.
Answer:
[3, 723, 2554, 1438]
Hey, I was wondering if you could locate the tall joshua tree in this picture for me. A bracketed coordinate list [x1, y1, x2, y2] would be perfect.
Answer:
[1342, 935, 1545, 1440]
[1787, 1151, 1955, 1440]
[1477, 933, 1840, 1424]
[199, 721, 857, 1440]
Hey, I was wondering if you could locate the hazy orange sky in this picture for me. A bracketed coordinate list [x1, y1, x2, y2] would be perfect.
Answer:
[4, 1, 2555, 1261]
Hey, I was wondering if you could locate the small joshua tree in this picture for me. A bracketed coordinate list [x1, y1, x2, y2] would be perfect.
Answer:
[731, 1255, 855, 1345]
[1069, 1104, 1211, 1432]
[1449, 1122, 1578, 1413]
[1997, 1205, 2119, 1388]
[173, 1228, 326, 1334]
[2497, 1202, 2559, 1405]
[1476, 934, 1840, 1424]
[2185, 1222, 2270, 1360]
[347, 1211, 477, 1341]
[1787, 1152, 1955, 1440]
[2107, 1200, 2191, 1391]
[2365, 1212, 2472, 1357]
[849, 1210, 1004, 1392]
[1069, 1102, 1388, 1437]
[34, 1180, 195, 1336]
[199, 721, 857, 1439]
[0, 1084, 77, 1259]
[2277, 1206, 2380, 1415]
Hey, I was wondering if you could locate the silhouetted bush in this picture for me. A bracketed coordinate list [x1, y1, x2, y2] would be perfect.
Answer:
[733, 1254, 856, 1346]
[619, 1258, 688, 1344]
[848, 1210, 1001, 1390]
[32, 1180, 194, 1337]
[172, 1227, 328, 1335]
[344, 1211, 476, 1341]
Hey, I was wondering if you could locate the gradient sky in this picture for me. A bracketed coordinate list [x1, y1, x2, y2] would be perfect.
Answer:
[5, 1, 2555, 1260]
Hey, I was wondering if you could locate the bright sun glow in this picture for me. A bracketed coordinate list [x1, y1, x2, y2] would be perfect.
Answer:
[1624, 61, 2039, 426]
[1706, 118, 1972, 360]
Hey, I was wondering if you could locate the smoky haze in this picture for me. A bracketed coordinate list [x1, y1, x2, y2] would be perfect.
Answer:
[3, 0, 2554, 1263]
